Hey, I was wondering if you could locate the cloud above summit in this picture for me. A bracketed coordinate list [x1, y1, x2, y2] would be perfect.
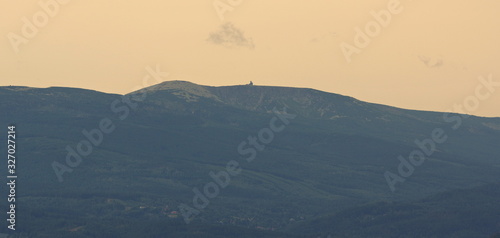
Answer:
[207, 22, 255, 50]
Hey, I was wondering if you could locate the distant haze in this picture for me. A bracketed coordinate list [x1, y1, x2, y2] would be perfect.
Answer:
[1, 0, 499, 117]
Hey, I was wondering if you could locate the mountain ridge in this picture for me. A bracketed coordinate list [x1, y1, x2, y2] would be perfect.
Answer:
[3, 81, 499, 119]
[0, 81, 499, 236]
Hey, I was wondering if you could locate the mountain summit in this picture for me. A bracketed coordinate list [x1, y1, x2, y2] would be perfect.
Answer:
[129, 80, 394, 120]
[133, 80, 220, 102]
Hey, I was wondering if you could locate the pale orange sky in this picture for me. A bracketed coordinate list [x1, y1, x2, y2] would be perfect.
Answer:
[1, 0, 499, 117]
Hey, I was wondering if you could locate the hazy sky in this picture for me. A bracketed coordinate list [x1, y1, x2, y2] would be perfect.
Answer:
[1, 0, 499, 117]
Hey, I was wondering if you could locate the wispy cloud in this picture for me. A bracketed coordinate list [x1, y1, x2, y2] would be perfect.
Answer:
[418, 55, 444, 68]
[310, 31, 338, 43]
[207, 22, 255, 49]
